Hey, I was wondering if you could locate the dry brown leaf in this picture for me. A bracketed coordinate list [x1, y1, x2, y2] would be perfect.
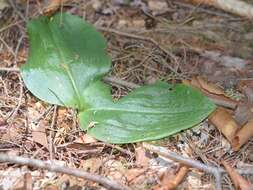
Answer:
[2, 124, 20, 141]
[221, 160, 253, 190]
[135, 146, 150, 167]
[209, 107, 239, 143]
[232, 119, 253, 151]
[74, 134, 97, 144]
[238, 80, 253, 104]
[183, 76, 225, 95]
[24, 173, 32, 190]
[125, 168, 147, 183]
[0, 118, 7, 127]
[154, 166, 189, 190]
[195, 76, 225, 95]
[80, 157, 102, 173]
[183, 77, 238, 109]
[234, 103, 253, 126]
[31, 122, 48, 149]
[11, 172, 32, 190]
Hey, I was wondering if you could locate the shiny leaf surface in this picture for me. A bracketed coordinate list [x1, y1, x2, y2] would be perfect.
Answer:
[21, 13, 111, 110]
[79, 81, 216, 143]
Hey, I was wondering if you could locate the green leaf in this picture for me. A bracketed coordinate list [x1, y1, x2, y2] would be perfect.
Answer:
[21, 13, 216, 144]
[79, 81, 216, 144]
[21, 13, 111, 110]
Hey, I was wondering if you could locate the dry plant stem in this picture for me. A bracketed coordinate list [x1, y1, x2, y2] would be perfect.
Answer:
[0, 67, 20, 72]
[143, 143, 222, 190]
[103, 76, 140, 89]
[0, 153, 130, 190]
[187, 0, 253, 19]
[49, 105, 58, 160]
[102, 142, 134, 157]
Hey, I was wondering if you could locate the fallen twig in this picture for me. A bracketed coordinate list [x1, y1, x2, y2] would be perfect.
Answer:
[0, 67, 20, 72]
[0, 153, 130, 190]
[103, 76, 140, 89]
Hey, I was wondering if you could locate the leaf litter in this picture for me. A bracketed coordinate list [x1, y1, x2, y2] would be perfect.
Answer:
[0, 0, 253, 189]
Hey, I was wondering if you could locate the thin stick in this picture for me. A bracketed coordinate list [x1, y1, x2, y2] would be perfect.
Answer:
[0, 67, 20, 72]
[0, 153, 130, 190]
[49, 105, 57, 160]
[103, 76, 140, 89]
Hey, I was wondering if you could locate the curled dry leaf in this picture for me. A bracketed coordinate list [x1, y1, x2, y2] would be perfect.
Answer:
[232, 119, 253, 151]
[183, 76, 238, 109]
[209, 107, 239, 143]
[221, 160, 253, 190]
[184, 76, 225, 95]
[234, 103, 253, 126]
[154, 166, 189, 190]
[238, 80, 253, 104]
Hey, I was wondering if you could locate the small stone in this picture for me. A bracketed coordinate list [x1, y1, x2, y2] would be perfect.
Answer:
[118, 19, 128, 28]
[148, 0, 168, 12]
[92, 0, 102, 11]
[132, 19, 145, 28]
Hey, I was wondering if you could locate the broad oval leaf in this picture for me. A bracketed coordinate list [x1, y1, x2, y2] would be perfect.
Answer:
[21, 13, 216, 144]
[79, 81, 216, 144]
[21, 13, 111, 110]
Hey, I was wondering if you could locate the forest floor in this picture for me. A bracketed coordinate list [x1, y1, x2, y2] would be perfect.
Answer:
[0, 0, 253, 189]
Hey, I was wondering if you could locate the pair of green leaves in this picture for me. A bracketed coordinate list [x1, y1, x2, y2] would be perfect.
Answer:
[21, 13, 215, 144]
